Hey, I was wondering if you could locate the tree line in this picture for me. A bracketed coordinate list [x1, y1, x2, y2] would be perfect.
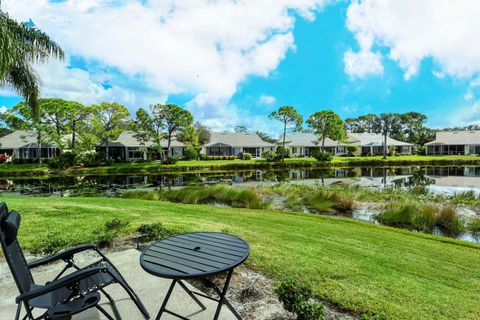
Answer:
[0, 98, 211, 163]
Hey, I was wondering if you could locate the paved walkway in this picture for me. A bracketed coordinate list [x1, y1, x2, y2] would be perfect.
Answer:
[0, 249, 235, 320]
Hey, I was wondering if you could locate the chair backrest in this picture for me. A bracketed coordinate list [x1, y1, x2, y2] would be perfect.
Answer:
[0, 202, 34, 294]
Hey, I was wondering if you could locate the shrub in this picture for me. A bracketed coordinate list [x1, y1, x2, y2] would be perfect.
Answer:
[31, 234, 68, 255]
[228, 155, 236, 160]
[262, 150, 276, 162]
[199, 154, 207, 160]
[137, 223, 173, 241]
[47, 152, 77, 169]
[242, 152, 252, 160]
[275, 146, 290, 159]
[184, 148, 198, 160]
[276, 277, 325, 320]
[311, 150, 333, 162]
[0, 153, 8, 163]
[95, 218, 129, 247]
[162, 156, 179, 164]
[347, 145, 358, 156]
[79, 152, 107, 167]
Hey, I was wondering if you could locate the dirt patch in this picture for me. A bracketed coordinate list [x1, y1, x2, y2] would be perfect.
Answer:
[189, 265, 357, 320]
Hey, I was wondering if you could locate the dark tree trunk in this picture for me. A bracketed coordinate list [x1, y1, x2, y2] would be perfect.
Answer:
[167, 131, 173, 158]
[383, 131, 387, 159]
[37, 129, 42, 165]
[105, 139, 109, 161]
[281, 121, 287, 162]
[71, 121, 76, 149]
[321, 136, 326, 153]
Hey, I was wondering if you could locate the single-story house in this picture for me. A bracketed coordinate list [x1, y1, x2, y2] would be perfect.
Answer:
[204, 132, 275, 158]
[348, 133, 413, 156]
[279, 132, 412, 157]
[96, 131, 186, 161]
[280, 133, 349, 157]
[424, 130, 480, 155]
[0, 130, 60, 159]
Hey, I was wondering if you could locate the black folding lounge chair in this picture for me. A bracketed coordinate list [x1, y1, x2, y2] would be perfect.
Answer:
[0, 202, 150, 320]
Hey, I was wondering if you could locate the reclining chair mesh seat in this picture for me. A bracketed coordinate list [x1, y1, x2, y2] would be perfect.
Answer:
[0, 202, 150, 320]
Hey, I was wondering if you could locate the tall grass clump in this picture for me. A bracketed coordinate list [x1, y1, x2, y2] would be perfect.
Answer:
[436, 205, 466, 236]
[121, 185, 268, 209]
[452, 190, 478, 204]
[376, 203, 466, 236]
[468, 218, 480, 234]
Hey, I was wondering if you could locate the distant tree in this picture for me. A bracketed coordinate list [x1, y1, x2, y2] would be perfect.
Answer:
[6, 101, 53, 164]
[256, 131, 277, 144]
[177, 125, 199, 147]
[345, 114, 381, 133]
[234, 125, 249, 133]
[194, 122, 211, 145]
[269, 106, 303, 161]
[134, 106, 164, 157]
[379, 113, 401, 159]
[307, 110, 347, 152]
[92, 102, 130, 160]
[400, 112, 428, 144]
[156, 104, 193, 157]
[0, 9, 64, 114]
[40, 98, 90, 150]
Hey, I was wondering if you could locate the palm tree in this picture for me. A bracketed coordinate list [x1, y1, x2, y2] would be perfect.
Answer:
[0, 6, 64, 114]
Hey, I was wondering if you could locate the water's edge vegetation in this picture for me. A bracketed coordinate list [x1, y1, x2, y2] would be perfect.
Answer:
[3, 155, 480, 177]
[120, 184, 480, 240]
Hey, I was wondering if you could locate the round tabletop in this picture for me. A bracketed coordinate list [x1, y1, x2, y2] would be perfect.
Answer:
[140, 232, 250, 279]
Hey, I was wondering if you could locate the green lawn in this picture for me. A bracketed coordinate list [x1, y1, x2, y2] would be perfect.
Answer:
[2, 196, 480, 319]
[2, 155, 480, 177]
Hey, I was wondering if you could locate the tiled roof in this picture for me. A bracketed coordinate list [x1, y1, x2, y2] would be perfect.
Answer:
[99, 131, 185, 148]
[425, 130, 480, 146]
[0, 130, 58, 149]
[205, 132, 275, 148]
[348, 133, 412, 146]
[282, 133, 342, 147]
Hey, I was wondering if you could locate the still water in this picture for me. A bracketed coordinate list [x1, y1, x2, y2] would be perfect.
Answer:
[1, 166, 480, 197]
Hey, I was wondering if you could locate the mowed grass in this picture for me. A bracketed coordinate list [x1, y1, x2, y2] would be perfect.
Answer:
[2, 197, 480, 319]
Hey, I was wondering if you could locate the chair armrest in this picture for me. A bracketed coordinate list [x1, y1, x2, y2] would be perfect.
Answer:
[28, 244, 98, 269]
[16, 266, 108, 303]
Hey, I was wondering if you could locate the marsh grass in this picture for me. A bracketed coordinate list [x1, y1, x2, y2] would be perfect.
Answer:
[376, 203, 466, 236]
[121, 184, 268, 209]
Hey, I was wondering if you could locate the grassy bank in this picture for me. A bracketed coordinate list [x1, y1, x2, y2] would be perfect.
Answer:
[2, 196, 480, 319]
[2, 155, 480, 177]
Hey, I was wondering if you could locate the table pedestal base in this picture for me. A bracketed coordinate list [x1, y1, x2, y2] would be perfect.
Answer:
[155, 269, 242, 320]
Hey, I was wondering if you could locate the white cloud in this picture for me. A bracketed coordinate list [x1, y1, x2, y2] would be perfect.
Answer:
[186, 94, 277, 133]
[34, 58, 166, 108]
[259, 94, 276, 105]
[343, 49, 383, 78]
[0, 106, 8, 113]
[3, 0, 330, 127]
[345, 0, 480, 79]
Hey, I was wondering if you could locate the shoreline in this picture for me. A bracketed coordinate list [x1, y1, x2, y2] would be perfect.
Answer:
[1, 155, 480, 177]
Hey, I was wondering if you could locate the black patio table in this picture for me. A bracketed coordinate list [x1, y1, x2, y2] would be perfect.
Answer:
[140, 232, 250, 320]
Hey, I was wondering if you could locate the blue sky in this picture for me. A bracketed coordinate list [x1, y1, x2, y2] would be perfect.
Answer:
[3, 0, 480, 133]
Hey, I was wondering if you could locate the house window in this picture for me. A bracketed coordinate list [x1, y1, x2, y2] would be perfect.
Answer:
[291, 147, 297, 154]
[172, 147, 183, 156]
[337, 146, 346, 154]
[128, 147, 144, 160]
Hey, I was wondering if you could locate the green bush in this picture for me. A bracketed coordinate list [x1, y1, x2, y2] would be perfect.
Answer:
[137, 223, 173, 241]
[47, 152, 77, 169]
[162, 156, 179, 164]
[79, 152, 107, 167]
[311, 150, 333, 162]
[31, 234, 68, 255]
[184, 148, 198, 160]
[228, 155, 236, 160]
[243, 152, 252, 160]
[95, 218, 129, 247]
[276, 277, 325, 320]
[347, 145, 358, 156]
[275, 146, 290, 159]
[199, 154, 207, 160]
[262, 150, 276, 162]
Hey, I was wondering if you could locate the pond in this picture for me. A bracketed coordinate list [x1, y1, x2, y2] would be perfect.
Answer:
[1, 165, 480, 197]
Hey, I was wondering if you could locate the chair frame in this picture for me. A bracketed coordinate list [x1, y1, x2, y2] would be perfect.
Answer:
[0, 204, 150, 320]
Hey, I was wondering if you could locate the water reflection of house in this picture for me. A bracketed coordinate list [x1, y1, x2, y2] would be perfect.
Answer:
[426, 167, 480, 188]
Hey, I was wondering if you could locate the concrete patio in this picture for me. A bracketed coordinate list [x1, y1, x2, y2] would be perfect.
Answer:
[0, 249, 236, 320]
